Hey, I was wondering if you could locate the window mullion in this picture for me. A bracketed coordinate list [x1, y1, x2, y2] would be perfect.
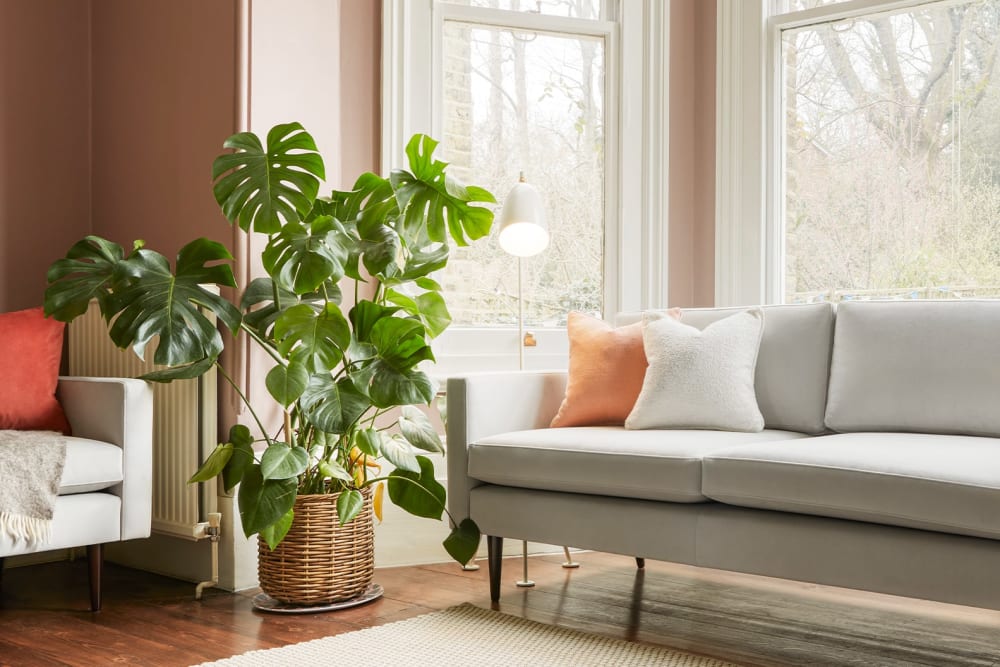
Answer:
[435, 2, 616, 38]
[771, 0, 949, 31]
[716, 0, 768, 307]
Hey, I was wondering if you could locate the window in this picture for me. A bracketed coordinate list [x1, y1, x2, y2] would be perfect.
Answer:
[780, 0, 1000, 302]
[438, 16, 606, 329]
[384, 0, 668, 371]
[718, 0, 1000, 305]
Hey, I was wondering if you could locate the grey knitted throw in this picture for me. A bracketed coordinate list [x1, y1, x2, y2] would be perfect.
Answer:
[0, 430, 66, 545]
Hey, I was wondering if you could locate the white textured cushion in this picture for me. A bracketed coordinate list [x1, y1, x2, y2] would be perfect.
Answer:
[826, 300, 1000, 436]
[469, 426, 808, 502]
[703, 432, 1000, 540]
[626, 309, 765, 432]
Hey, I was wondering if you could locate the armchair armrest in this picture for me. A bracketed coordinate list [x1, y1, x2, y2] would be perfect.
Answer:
[446, 371, 567, 523]
[57, 377, 153, 540]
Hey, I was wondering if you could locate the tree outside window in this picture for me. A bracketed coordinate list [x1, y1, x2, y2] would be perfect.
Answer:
[782, 0, 1000, 302]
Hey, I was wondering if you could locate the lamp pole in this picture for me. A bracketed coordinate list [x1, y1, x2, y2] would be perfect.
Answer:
[515, 258, 533, 587]
[495, 172, 577, 585]
[517, 257, 525, 371]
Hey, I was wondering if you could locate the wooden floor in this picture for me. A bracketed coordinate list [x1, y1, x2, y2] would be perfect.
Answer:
[1, 552, 999, 666]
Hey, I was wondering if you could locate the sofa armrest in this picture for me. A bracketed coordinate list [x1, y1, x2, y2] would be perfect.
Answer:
[446, 371, 567, 523]
[57, 377, 153, 541]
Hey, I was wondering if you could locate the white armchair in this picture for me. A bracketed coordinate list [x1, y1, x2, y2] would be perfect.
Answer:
[0, 377, 152, 610]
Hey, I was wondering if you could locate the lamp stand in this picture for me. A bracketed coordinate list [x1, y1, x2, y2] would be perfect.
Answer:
[514, 257, 535, 588]
[517, 257, 525, 370]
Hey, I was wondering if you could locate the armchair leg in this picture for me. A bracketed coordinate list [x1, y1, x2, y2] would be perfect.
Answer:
[87, 544, 103, 611]
[0, 556, 5, 588]
[635, 557, 645, 569]
[487, 535, 503, 603]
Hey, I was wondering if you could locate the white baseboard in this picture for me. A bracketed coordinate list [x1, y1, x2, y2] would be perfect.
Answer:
[374, 498, 568, 568]
[105, 534, 212, 584]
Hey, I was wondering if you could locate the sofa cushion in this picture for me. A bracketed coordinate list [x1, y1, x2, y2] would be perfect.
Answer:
[551, 309, 680, 428]
[826, 300, 1000, 436]
[469, 427, 808, 503]
[702, 433, 1000, 540]
[617, 303, 834, 434]
[59, 436, 123, 495]
[626, 309, 765, 432]
[0, 307, 71, 433]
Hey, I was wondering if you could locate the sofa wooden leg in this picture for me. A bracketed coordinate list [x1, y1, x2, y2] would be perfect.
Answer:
[635, 557, 645, 569]
[487, 535, 503, 603]
[0, 556, 5, 588]
[87, 544, 103, 611]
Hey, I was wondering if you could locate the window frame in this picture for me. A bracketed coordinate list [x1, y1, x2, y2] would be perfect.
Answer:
[382, 0, 669, 370]
[717, 0, 950, 306]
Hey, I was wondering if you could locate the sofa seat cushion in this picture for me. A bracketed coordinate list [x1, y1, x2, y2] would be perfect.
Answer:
[468, 427, 808, 503]
[59, 436, 123, 495]
[703, 433, 1000, 540]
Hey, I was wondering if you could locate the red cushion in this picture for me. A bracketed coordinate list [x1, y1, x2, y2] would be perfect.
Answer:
[0, 307, 71, 433]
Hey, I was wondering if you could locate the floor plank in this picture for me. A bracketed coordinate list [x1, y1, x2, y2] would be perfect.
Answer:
[0, 552, 998, 666]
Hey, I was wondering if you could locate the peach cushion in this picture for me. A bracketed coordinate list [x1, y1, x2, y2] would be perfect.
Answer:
[551, 309, 682, 427]
[0, 307, 71, 433]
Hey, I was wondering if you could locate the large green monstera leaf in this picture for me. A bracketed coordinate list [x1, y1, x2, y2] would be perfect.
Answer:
[262, 215, 349, 295]
[351, 316, 436, 407]
[44, 236, 127, 321]
[109, 239, 241, 367]
[45, 237, 240, 375]
[212, 122, 325, 234]
[390, 134, 496, 246]
[273, 303, 351, 373]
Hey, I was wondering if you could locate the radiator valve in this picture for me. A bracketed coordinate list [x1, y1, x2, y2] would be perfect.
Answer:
[205, 512, 222, 541]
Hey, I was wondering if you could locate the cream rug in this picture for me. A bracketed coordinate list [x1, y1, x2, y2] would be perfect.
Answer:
[195, 603, 738, 667]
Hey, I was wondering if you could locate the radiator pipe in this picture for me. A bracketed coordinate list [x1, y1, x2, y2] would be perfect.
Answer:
[195, 512, 222, 600]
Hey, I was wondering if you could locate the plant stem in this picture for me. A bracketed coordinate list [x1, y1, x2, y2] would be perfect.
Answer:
[240, 322, 284, 365]
[270, 253, 282, 312]
[366, 408, 386, 429]
[215, 362, 272, 446]
[283, 411, 294, 448]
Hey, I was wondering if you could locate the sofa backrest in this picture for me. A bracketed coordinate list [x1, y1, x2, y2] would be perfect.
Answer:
[825, 300, 1000, 437]
[617, 303, 834, 434]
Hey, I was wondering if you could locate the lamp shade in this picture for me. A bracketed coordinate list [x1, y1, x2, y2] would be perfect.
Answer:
[498, 179, 548, 257]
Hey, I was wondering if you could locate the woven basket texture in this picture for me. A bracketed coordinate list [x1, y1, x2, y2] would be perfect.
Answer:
[257, 488, 375, 604]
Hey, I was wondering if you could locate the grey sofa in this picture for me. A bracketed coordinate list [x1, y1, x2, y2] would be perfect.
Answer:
[0, 377, 153, 610]
[447, 300, 1000, 610]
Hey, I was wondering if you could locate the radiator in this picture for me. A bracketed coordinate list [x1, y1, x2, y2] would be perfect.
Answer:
[68, 305, 218, 539]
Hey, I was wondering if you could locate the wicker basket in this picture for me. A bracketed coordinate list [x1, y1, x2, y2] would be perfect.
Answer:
[257, 488, 375, 605]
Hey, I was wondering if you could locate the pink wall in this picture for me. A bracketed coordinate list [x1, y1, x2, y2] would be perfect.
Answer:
[0, 0, 92, 312]
[90, 0, 238, 257]
[339, 0, 382, 180]
[668, 0, 716, 308]
[693, 0, 716, 307]
[0, 1, 240, 312]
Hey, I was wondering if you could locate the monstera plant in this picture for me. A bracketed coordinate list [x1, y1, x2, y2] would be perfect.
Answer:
[44, 123, 491, 565]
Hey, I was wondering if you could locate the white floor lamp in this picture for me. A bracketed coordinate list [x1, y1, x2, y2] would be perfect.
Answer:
[497, 173, 579, 588]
